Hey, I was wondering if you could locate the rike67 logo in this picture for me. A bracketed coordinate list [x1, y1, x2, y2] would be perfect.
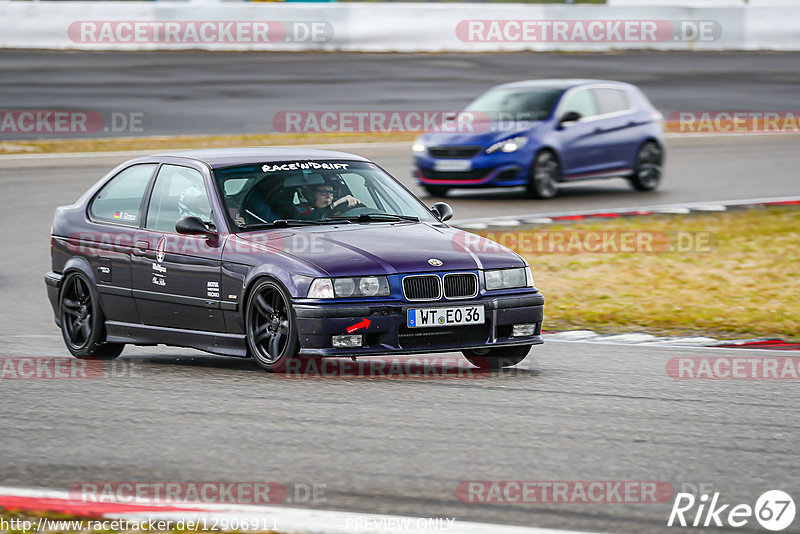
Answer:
[668, 490, 795, 531]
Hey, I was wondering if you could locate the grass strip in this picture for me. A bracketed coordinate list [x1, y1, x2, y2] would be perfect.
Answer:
[0, 131, 418, 155]
[475, 205, 800, 340]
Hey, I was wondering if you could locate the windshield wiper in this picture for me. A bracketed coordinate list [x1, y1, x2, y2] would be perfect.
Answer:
[240, 218, 356, 230]
[332, 213, 420, 223]
[241, 218, 322, 229]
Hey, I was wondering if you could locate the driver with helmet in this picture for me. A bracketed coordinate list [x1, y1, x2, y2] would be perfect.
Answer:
[295, 180, 361, 220]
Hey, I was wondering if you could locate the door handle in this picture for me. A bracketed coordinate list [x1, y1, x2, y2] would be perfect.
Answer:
[133, 240, 149, 255]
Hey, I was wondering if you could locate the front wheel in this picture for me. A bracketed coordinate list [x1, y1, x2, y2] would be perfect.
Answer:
[526, 150, 560, 199]
[59, 271, 124, 359]
[629, 141, 663, 191]
[462, 345, 531, 370]
[246, 278, 300, 373]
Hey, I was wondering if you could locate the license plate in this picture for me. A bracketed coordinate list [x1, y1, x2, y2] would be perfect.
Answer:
[407, 305, 485, 328]
[433, 159, 472, 172]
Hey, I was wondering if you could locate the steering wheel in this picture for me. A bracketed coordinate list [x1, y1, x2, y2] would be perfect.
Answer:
[330, 204, 374, 218]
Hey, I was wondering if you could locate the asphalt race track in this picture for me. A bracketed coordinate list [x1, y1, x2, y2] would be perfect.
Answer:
[2, 50, 800, 533]
[2, 50, 800, 137]
[2, 137, 799, 533]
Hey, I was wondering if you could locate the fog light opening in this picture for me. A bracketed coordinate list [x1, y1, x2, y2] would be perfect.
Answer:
[512, 324, 537, 337]
[332, 335, 363, 348]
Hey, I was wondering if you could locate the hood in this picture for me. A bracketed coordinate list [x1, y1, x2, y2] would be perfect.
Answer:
[235, 223, 524, 277]
[422, 120, 541, 147]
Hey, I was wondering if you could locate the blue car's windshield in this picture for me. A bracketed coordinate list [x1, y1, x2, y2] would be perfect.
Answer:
[214, 160, 438, 230]
[463, 87, 564, 122]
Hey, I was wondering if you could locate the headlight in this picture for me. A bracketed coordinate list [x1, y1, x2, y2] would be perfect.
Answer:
[412, 137, 427, 153]
[484, 267, 531, 290]
[308, 277, 390, 298]
[307, 278, 335, 298]
[485, 136, 528, 154]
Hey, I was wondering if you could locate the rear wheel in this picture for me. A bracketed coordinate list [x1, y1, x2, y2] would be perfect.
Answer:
[526, 150, 560, 199]
[462, 345, 531, 370]
[246, 279, 300, 373]
[629, 141, 663, 191]
[423, 185, 450, 197]
[59, 271, 124, 359]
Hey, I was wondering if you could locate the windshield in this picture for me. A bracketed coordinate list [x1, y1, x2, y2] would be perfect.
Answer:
[214, 160, 437, 230]
[463, 87, 564, 122]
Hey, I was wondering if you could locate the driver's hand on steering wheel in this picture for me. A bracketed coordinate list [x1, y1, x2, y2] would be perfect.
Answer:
[332, 195, 361, 209]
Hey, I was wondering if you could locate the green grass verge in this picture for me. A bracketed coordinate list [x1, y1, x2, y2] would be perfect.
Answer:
[476, 205, 800, 340]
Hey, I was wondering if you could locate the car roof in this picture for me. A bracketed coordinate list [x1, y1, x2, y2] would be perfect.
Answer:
[154, 147, 370, 169]
[490, 79, 632, 91]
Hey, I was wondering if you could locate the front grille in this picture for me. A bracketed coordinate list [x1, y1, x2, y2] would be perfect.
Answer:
[420, 168, 491, 182]
[443, 273, 478, 299]
[398, 324, 491, 350]
[428, 146, 482, 159]
[403, 275, 441, 301]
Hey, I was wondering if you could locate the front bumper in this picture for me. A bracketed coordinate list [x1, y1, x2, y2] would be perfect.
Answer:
[294, 292, 544, 357]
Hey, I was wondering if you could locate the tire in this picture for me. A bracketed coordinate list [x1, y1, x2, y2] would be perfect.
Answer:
[245, 278, 300, 373]
[59, 271, 124, 359]
[629, 141, 663, 191]
[423, 185, 450, 197]
[526, 150, 560, 199]
[462, 345, 531, 370]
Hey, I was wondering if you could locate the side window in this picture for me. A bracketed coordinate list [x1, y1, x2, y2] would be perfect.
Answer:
[89, 164, 156, 226]
[146, 165, 211, 233]
[559, 88, 597, 120]
[593, 88, 631, 115]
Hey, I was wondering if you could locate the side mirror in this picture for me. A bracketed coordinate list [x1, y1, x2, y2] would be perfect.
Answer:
[430, 202, 453, 222]
[176, 216, 216, 237]
[559, 111, 582, 125]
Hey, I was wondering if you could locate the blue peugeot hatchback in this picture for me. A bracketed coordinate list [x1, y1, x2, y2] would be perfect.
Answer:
[413, 79, 664, 198]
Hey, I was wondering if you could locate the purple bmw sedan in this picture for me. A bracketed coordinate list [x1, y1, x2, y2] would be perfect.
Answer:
[46, 148, 543, 372]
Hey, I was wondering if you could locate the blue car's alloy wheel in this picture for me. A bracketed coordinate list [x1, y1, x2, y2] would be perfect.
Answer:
[629, 141, 663, 191]
[60, 272, 123, 359]
[246, 279, 299, 373]
[527, 150, 560, 199]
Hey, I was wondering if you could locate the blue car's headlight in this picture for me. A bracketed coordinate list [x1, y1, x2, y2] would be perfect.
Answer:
[485, 136, 528, 154]
[484, 267, 534, 290]
[308, 276, 390, 298]
[412, 137, 427, 154]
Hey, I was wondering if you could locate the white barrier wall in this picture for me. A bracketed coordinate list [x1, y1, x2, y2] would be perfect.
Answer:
[0, 2, 797, 52]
